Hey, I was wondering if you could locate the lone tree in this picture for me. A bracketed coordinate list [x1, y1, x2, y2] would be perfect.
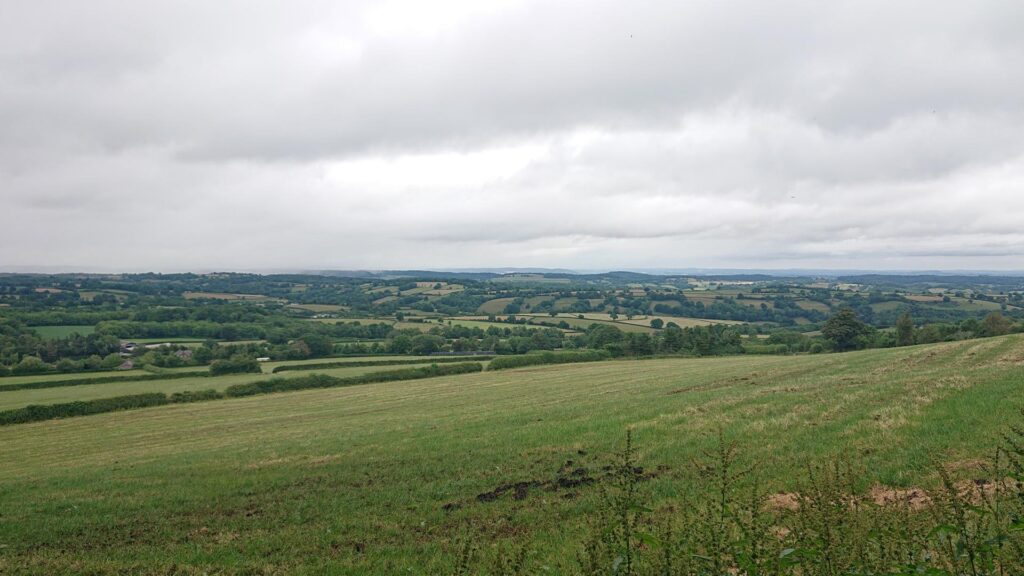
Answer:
[822, 308, 869, 352]
[895, 312, 915, 346]
[981, 312, 1012, 337]
[649, 318, 664, 329]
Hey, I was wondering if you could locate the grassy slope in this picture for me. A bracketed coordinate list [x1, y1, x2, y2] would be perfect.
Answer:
[1, 336, 1023, 574]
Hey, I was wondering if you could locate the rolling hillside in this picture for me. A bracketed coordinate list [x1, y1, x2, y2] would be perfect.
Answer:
[2, 336, 1023, 573]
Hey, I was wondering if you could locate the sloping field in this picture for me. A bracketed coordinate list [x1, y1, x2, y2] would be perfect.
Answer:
[1, 336, 1023, 573]
[478, 297, 515, 314]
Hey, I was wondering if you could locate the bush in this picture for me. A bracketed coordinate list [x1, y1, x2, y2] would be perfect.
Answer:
[487, 350, 611, 371]
[209, 354, 261, 375]
[168, 389, 222, 403]
[55, 358, 83, 373]
[11, 356, 52, 375]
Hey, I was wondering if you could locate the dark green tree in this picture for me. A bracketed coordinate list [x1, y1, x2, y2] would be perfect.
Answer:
[981, 312, 1012, 337]
[895, 312, 915, 346]
[822, 308, 869, 352]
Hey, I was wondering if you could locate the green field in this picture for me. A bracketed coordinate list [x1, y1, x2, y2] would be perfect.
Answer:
[31, 324, 96, 339]
[478, 297, 515, 314]
[1, 336, 1022, 573]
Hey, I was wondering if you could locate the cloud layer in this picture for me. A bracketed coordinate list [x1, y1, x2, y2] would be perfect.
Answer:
[2, 0, 1023, 271]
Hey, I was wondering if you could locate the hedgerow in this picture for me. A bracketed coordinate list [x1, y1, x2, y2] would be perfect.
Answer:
[487, 350, 611, 371]
[0, 393, 170, 425]
[0, 370, 214, 393]
[271, 356, 493, 373]
[226, 362, 483, 397]
[0, 363, 483, 425]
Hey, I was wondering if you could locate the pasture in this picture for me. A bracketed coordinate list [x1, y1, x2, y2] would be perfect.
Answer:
[1, 336, 1022, 573]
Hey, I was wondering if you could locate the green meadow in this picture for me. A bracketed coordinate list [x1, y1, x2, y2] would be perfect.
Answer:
[0, 336, 1022, 573]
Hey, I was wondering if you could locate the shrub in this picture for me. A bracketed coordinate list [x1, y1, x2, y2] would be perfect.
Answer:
[11, 356, 52, 375]
[168, 389, 222, 403]
[209, 354, 261, 375]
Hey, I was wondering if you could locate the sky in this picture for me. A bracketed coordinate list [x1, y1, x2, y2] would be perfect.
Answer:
[2, 0, 1023, 273]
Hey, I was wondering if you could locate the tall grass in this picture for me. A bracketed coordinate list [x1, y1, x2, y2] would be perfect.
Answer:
[465, 415, 1024, 575]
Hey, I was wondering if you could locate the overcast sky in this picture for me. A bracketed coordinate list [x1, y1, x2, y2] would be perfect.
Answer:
[2, 0, 1023, 272]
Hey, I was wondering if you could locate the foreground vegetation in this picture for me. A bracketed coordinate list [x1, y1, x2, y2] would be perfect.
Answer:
[485, 424, 1024, 575]
[1, 335, 1021, 573]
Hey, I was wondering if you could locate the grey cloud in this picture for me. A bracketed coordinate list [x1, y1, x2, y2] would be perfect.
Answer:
[1, 1, 1023, 271]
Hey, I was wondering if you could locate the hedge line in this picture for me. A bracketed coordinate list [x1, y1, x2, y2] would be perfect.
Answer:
[0, 393, 170, 425]
[0, 362, 484, 425]
[0, 370, 214, 393]
[227, 362, 484, 397]
[487, 350, 611, 371]
[271, 356, 494, 373]
[742, 343, 791, 355]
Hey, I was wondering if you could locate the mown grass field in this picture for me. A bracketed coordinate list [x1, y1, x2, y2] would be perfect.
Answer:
[1, 336, 1023, 574]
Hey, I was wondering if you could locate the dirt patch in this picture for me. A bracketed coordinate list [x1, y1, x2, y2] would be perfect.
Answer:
[467, 458, 667, 508]
[953, 478, 1022, 504]
[766, 477, 1022, 513]
[765, 493, 800, 512]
